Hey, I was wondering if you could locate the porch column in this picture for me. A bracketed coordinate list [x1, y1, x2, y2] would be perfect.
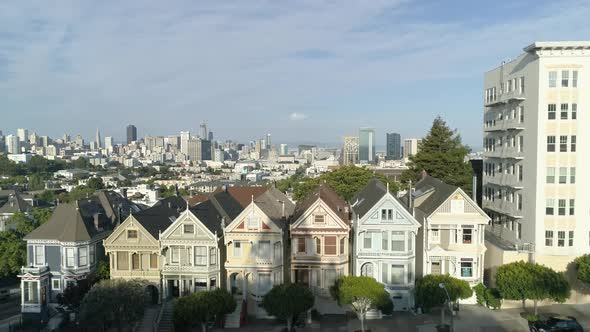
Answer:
[20, 279, 25, 306]
[242, 271, 246, 301]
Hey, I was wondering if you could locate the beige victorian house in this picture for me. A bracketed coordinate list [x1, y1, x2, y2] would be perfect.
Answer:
[290, 184, 351, 297]
[159, 198, 225, 298]
[104, 196, 185, 303]
[221, 187, 294, 318]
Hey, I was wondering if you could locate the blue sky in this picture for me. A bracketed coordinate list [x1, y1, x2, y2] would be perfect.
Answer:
[1, 0, 590, 150]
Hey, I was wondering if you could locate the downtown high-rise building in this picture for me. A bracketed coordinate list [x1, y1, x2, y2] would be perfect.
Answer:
[386, 133, 402, 160]
[358, 128, 375, 164]
[403, 138, 421, 159]
[483, 42, 590, 271]
[104, 136, 113, 150]
[17, 128, 28, 143]
[199, 122, 208, 139]
[180, 131, 190, 155]
[5, 135, 20, 154]
[266, 133, 272, 149]
[342, 136, 359, 165]
[279, 143, 288, 156]
[126, 125, 137, 144]
[95, 128, 102, 149]
[186, 138, 202, 161]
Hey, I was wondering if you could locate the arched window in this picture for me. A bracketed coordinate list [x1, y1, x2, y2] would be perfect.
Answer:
[360, 263, 373, 278]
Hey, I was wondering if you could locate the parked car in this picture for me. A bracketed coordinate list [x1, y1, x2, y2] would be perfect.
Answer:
[529, 315, 584, 332]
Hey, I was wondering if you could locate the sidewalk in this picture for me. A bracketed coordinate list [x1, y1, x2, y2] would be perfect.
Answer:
[0, 314, 21, 332]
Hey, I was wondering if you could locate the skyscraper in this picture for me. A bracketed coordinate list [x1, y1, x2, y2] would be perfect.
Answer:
[343, 136, 359, 165]
[403, 138, 421, 159]
[199, 122, 208, 139]
[208, 131, 214, 141]
[95, 128, 102, 149]
[358, 127, 375, 163]
[5, 135, 20, 154]
[104, 136, 113, 150]
[483, 42, 590, 269]
[186, 138, 202, 161]
[386, 133, 402, 160]
[279, 144, 288, 155]
[266, 133, 272, 149]
[17, 129, 28, 143]
[180, 131, 190, 155]
[126, 125, 137, 144]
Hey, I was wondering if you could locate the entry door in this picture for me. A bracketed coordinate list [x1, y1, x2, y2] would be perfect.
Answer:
[296, 270, 309, 286]
[392, 294, 409, 311]
[431, 262, 441, 275]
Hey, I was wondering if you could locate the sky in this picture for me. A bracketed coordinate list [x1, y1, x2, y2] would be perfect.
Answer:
[1, 0, 590, 150]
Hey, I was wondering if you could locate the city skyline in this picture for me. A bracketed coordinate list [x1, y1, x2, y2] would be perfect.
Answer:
[3, 1, 590, 148]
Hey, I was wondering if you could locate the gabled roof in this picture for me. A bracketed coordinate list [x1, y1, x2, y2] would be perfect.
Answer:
[408, 175, 461, 216]
[25, 191, 137, 242]
[253, 187, 295, 229]
[185, 194, 209, 207]
[210, 186, 269, 221]
[351, 178, 387, 217]
[212, 186, 267, 208]
[292, 183, 349, 222]
[132, 196, 187, 238]
[189, 199, 224, 235]
[0, 190, 31, 214]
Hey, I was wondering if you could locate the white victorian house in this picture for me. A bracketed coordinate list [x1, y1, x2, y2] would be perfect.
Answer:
[351, 178, 421, 312]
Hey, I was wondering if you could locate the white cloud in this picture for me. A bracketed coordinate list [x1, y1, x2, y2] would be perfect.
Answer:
[289, 112, 308, 121]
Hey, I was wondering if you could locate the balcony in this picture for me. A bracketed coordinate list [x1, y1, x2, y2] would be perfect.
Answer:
[162, 264, 210, 274]
[357, 250, 414, 258]
[482, 198, 523, 219]
[484, 118, 525, 132]
[20, 265, 49, 276]
[484, 173, 524, 189]
[112, 270, 160, 279]
[483, 145, 524, 160]
[485, 91, 525, 108]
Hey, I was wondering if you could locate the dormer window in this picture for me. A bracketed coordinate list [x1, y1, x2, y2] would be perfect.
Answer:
[127, 230, 138, 239]
[381, 209, 393, 221]
[184, 224, 194, 234]
[314, 215, 325, 224]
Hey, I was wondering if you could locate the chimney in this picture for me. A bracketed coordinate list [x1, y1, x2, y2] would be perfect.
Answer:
[407, 180, 413, 211]
[93, 213, 102, 230]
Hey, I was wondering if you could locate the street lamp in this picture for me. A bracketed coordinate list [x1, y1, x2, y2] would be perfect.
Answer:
[439, 283, 454, 332]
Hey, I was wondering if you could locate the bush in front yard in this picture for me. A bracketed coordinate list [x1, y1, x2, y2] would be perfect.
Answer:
[473, 283, 486, 306]
[484, 288, 502, 310]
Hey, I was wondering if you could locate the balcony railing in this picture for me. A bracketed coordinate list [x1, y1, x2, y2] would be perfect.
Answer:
[162, 264, 210, 273]
[357, 250, 414, 257]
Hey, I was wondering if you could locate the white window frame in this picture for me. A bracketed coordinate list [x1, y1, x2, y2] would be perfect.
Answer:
[78, 247, 88, 267]
[34, 245, 45, 266]
[127, 229, 138, 240]
[89, 244, 96, 265]
[234, 241, 242, 257]
[258, 241, 271, 261]
[431, 229, 440, 243]
[65, 247, 75, 268]
[183, 224, 194, 234]
[460, 259, 473, 278]
[210, 247, 217, 265]
[195, 246, 207, 266]
[52, 278, 61, 290]
[171, 247, 180, 263]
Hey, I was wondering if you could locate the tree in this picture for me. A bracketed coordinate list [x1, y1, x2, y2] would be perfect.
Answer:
[57, 280, 91, 313]
[173, 289, 236, 332]
[31, 208, 53, 225]
[28, 174, 45, 191]
[95, 260, 110, 281]
[86, 177, 105, 190]
[262, 283, 314, 331]
[496, 261, 570, 314]
[415, 274, 473, 311]
[401, 116, 473, 193]
[79, 279, 149, 331]
[332, 276, 390, 332]
[574, 254, 590, 286]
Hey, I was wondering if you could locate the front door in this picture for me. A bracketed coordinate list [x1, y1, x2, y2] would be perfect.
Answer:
[295, 269, 309, 286]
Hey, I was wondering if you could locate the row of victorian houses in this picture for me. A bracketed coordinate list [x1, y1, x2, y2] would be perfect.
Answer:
[19, 174, 489, 325]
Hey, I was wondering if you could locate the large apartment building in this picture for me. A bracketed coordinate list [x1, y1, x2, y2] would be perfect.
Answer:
[483, 42, 590, 273]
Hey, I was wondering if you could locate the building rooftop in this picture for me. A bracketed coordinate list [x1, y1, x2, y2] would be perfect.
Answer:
[524, 41, 590, 52]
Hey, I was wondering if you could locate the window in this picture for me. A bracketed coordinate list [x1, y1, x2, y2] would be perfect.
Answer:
[34, 246, 44, 266]
[548, 104, 556, 119]
[150, 254, 158, 269]
[560, 136, 568, 152]
[273, 242, 281, 262]
[569, 199, 575, 215]
[117, 251, 129, 270]
[183, 224, 194, 234]
[258, 241, 271, 261]
[545, 231, 554, 246]
[462, 228, 473, 244]
[498, 163, 503, 174]
[194, 246, 207, 265]
[570, 167, 576, 184]
[340, 237, 345, 255]
[408, 232, 413, 251]
[549, 71, 557, 87]
[89, 244, 95, 265]
[360, 263, 373, 278]
[562, 70, 569, 87]
[546, 199, 554, 215]
[558, 199, 566, 216]
[382, 231, 388, 250]
[559, 167, 567, 184]
[431, 229, 440, 243]
[560, 104, 568, 119]
[517, 222, 522, 240]
[518, 194, 523, 211]
[381, 209, 387, 220]
[558, 231, 565, 247]
[460, 259, 473, 278]
[519, 106, 525, 123]
[518, 165, 523, 182]
[131, 253, 139, 270]
[571, 135, 576, 152]
[23, 281, 39, 304]
[258, 273, 272, 295]
[314, 215, 325, 224]
[78, 247, 88, 267]
[363, 232, 372, 249]
[520, 76, 525, 94]
[388, 209, 393, 220]
[324, 236, 337, 255]
[324, 269, 337, 289]
[127, 230, 138, 239]
[171, 247, 180, 263]
[572, 70, 578, 87]
[296, 238, 305, 253]
[569, 231, 574, 247]
[391, 231, 405, 251]
[547, 136, 555, 152]
[390, 265, 405, 284]
[52, 279, 61, 291]
[310, 237, 319, 254]
[572, 104, 577, 120]
[546, 167, 555, 183]
[518, 136, 524, 152]
[66, 248, 75, 267]
[234, 241, 243, 257]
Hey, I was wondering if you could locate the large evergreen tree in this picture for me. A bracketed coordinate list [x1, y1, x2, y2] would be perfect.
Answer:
[402, 117, 473, 193]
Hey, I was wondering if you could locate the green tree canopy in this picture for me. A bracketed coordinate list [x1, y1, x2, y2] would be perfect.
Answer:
[496, 261, 570, 314]
[79, 279, 149, 331]
[86, 177, 105, 190]
[401, 116, 473, 193]
[574, 254, 590, 286]
[173, 288, 236, 332]
[415, 274, 473, 311]
[262, 283, 314, 331]
[332, 276, 390, 332]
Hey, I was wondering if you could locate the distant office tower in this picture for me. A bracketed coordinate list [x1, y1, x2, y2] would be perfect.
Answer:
[105, 136, 113, 150]
[41, 136, 49, 148]
[200, 122, 208, 139]
[403, 138, 421, 159]
[343, 136, 359, 165]
[63, 134, 70, 143]
[17, 128, 28, 143]
[186, 138, 202, 161]
[95, 128, 102, 149]
[255, 140, 262, 153]
[167, 135, 180, 150]
[214, 149, 224, 162]
[180, 131, 190, 155]
[266, 133, 272, 149]
[75, 135, 84, 147]
[6, 135, 20, 154]
[201, 140, 212, 160]
[386, 133, 402, 160]
[208, 131, 214, 141]
[483, 42, 590, 266]
[29, 132, 38, 146]
[126, 125, 137, 144]
[279, 144, 288, 155]
[0, 135, 4, 153]
[358, 128, 375, 163]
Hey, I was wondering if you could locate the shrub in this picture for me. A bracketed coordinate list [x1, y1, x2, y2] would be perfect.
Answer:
[484, 288, 502, 310]
[574, 254, 590, 286]
[415, 275, 473, 311]
[378, 298, 394, 315]
[474, 283, 486, 306]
